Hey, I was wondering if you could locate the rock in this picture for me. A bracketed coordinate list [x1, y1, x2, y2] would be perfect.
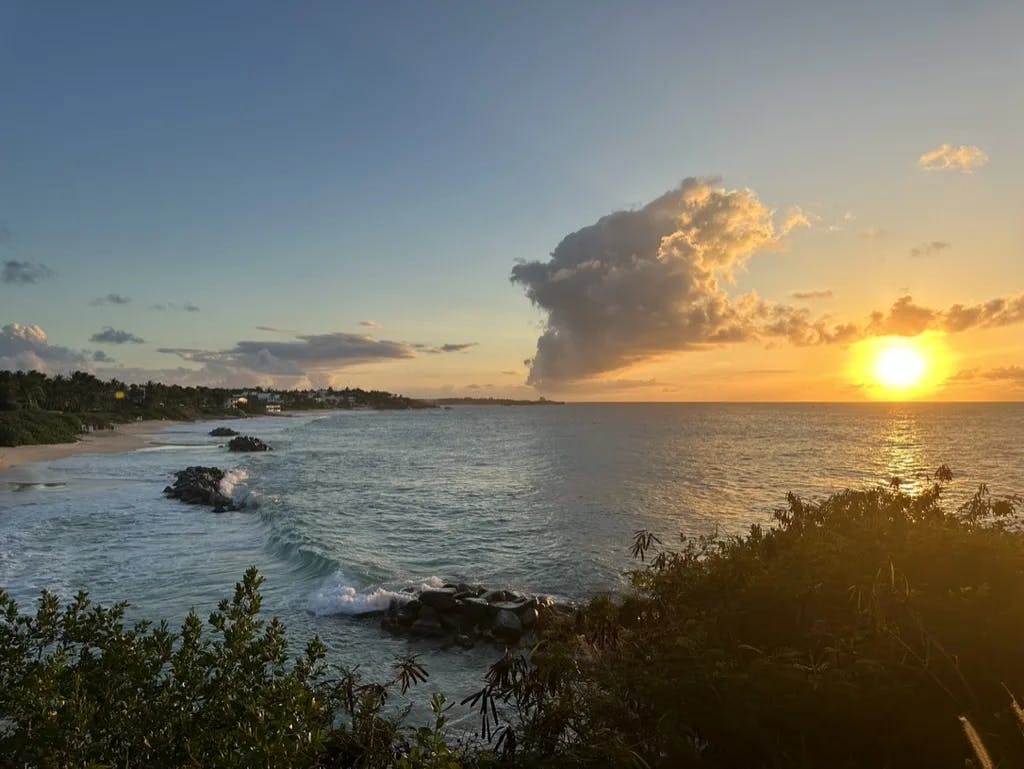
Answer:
[492, 609, 523, 641]
[492, 600, 529, 613]
[209, 427, 239, 437]
[454, 633, 475, 649]
[419, 588, 458, 612]
[163, 466, 236, 510]
[519, 607, 539, 629]
[411, 605, 445, 637]
[458, 596, 492, 622]
[228, 435, 272, 452]
[481, 590, 514, 604]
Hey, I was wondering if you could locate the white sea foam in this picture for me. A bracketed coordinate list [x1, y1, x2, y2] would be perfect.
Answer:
[218, 468, 251, 505]
[308, 572, 445, 616]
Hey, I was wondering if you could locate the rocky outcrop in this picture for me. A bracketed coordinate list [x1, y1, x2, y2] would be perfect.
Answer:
[209, 427, 239, 437]
[380, 582, 560, 648]
[228, 435, 271, 452]
[163, 466, 236, 511]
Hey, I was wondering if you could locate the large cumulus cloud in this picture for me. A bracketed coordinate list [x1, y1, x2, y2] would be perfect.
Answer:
[512, 179, 795, 385]
[512, 178, 1024, 388]
[0, 323, 92, 372]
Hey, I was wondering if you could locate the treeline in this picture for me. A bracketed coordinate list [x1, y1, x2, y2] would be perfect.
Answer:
[2, 470, 1023, 767]
[0, 370, 429, 446]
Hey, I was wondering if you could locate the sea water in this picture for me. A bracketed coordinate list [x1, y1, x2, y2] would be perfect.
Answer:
[2, 403, 1022, 715]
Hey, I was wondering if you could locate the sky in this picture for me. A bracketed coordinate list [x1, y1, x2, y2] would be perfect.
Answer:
[1, 0, 1022, 401]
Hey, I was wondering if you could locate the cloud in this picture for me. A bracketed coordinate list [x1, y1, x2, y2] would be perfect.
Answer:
[950, 366, 1024, 388]
[2, 260, 54, 285]
[359, 320, 380, 328]
[439, 342, 477, 353]
[918, 144, 989, 172]
[512, 178, 803, 385]
[91, 350, 116, 363]
[789, 289, 834, 300]
[862, 227, 882, 240]
[909, 241, 950, 258]
[90, 293, 132, 306]
[500, 370, 519, 376]
[149, 301, 199, 312]
[159, 331, 415, 380]
[865, 294, 1024, 336]
[779, 207, 811, 235]
[90, 327, 146, 344]
[0, 323, 90, 372]
[0, 225, 11, 245]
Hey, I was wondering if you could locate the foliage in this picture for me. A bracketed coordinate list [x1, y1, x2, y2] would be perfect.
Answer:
[0, 369, 433, 445]
[0, 409, 82, 446]
[471, 466, 1024, 768]
[4, 470, 1024, 767]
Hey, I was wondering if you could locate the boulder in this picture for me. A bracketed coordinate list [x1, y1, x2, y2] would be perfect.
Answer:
[209, 427, 239, 437]
[492, 609, 523, 641]
[458, 596, 492, 622]
[419, 588, 458, 612]
[228, 435, 272, 452]
[519, 607, 539, 629]
[163, 466, 236, 511]
[410, 605, 445, 637]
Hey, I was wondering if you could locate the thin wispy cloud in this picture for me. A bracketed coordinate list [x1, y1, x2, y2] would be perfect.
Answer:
[359, 320, 380, 328]
[789, 289, 834, 300]
[2, 260, 54, 285]
[159, 332, 415, 378]
[90, 293, 132, 306]
[91, 327, 146, 344]
[918, 144, 989, 172]
[439, 343, 477, 353]
[909, 241, 950, 258]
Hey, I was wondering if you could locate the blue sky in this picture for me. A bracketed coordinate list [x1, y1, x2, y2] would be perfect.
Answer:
[1, 1, 1022, 399]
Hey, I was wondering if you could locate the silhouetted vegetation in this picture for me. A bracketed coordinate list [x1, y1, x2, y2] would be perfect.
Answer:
[0, 370, 431, 446]
[3, 469, 1023, 767]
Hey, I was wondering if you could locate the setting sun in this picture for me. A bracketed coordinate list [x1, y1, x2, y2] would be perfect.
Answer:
[848, 333, 953, 399]
[874, 344, 927, 390]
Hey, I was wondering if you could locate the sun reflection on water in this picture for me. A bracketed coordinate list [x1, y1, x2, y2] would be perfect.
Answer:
[880, 410, 926, 494]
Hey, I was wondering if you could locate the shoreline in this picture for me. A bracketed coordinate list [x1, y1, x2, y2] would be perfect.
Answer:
[0, 419, 183, 474]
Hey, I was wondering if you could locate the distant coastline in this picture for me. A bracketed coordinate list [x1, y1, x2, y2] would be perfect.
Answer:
[429, 397, 564, 406]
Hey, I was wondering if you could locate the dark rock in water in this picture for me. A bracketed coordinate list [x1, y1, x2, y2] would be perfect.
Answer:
[163, 466, 236, 510]
[411, 605, 445, 637]
[377, 579, 564, 649]
[419, 588, 458, 611]
[492, 609, 523, 641]
[209, 427, 239, 437]
[458, 596, 492, 622]
[228, 435, 272, 452]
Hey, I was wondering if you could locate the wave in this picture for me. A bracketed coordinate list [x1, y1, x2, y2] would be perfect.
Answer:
[308, 572, 445, 617]
[218, 469, 253, 507]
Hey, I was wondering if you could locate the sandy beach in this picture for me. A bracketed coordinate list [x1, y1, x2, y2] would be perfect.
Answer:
[0, 420, 181, 473]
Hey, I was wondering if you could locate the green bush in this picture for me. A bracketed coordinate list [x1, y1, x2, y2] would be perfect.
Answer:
[476, 469, 1024, 768]
[0, 410, 83, 446]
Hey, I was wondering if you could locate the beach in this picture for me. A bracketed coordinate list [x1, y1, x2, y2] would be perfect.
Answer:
[0, 420, 180, 472]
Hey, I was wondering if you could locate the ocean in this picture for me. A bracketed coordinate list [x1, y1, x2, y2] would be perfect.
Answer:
[2, 403, 1022, 711]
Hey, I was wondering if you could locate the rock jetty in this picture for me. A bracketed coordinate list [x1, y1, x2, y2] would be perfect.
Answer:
[228, 435, 271, 452]
[209, 426, 239, 437]
[381, 583, 560, 648]
[163, 466, 236, 512]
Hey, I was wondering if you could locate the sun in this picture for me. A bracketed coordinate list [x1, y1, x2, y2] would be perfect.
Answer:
[874, 344, 927, 390]
[848, 333, 953, 400]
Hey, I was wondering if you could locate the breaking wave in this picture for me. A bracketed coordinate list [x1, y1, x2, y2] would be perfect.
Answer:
[308, 572, 445, 617]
